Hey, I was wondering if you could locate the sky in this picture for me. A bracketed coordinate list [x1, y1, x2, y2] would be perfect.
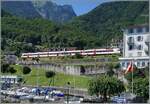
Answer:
[52, 0, 111, 16]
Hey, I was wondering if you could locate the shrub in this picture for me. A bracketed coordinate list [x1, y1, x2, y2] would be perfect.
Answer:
[22, 66, 31, 75]
[1, 63, 10, 73]
[45, 71, 56, 78]
[8, 67, 17, 74]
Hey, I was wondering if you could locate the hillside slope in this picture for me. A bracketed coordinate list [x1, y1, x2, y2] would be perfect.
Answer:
[1, 1, 149, 55]
[70, 1, 149, 46]
[1, 9, 96, 55]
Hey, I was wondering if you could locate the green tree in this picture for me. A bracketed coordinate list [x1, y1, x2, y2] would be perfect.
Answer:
[22, 66, 31, 75]
[35, 57, 40, 63]
[130, 78, 149, 101]
[1, 63, 10, 73]
[88, 75, 125, 102]
[75, 53, 83, 59]
[114, 63, 120, 69]
[80, 65, 85, 74]
[21, 66, 31, 84]
[8, 67, 17, 74]
[125, 66, 147, 82]
[107, 63, 115, 76]
[17, 77, 23, 86]
[45, 71, 56, 86]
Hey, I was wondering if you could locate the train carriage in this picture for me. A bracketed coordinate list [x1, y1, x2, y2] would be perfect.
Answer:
[21, 48, 120, 58]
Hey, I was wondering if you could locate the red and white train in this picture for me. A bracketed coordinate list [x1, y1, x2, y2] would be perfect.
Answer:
[21, 48, 120, 58]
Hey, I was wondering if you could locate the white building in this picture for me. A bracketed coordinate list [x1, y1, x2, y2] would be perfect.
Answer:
[119, 24, 150, 69]
[0, 75, 22, 84]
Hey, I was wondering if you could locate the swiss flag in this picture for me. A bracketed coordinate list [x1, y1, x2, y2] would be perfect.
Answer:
[125, 61, 134, 74]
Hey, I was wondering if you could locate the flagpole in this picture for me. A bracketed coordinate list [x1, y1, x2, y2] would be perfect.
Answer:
[131, 59, 134, 94]
[132, 63, 133, 94]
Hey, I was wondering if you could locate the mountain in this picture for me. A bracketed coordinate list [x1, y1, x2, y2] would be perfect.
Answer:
[1, 1, 41, 18]
[70, 1, 149, 46]
[1, 1, 149, 55]
[32, 1, 76, 23]
[1, 1, 76, 23]
[1, 9, 95, 56]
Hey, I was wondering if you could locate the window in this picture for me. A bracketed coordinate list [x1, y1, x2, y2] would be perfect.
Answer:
[142, 62, 145, 67]
[128, 37, 134, 43]
[128, 28, 134, 34]
[127, 62, 130, 67]
[145, 26, 149, 32]
[137, 45, 142, 50]
[137, 36, 143, 41]
[137, 62, 140, 67]
[128, 45, 134, 50]
[122, 62, 125, 67]
[137, 27, 143, 33]
[137, 52, 142, 56]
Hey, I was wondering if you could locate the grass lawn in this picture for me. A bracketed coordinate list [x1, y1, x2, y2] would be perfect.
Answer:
[7, 65, 91, 88]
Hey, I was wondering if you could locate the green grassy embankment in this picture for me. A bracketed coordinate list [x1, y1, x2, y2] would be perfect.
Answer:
[6, 65, 91, 88]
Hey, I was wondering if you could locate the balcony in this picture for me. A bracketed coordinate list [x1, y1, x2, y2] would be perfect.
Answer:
[127, 37, 134, 44]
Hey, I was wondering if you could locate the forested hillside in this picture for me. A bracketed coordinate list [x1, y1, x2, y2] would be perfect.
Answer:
[70, 1, 148, 46]
[1, 1, 149, 56]
[1, 9, 98, 56]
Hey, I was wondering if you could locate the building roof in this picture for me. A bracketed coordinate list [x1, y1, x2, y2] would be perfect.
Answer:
[125, 24, 149, 29]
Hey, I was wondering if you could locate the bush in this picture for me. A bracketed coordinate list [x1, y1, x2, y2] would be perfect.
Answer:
[22, 66, 31, 75]
[45, 71, 56, 78]
[80, 65, 85, 74]
[75, 53, 83, 59]
[131, 78, 149, 101]
[1, 63, 10, 73]
[17, 77, 23, 83]
[88, 75, 125, 102]
[125, 67, 147, 82]
[114, 63, 120, 69]
[8, 67, 17, 74]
